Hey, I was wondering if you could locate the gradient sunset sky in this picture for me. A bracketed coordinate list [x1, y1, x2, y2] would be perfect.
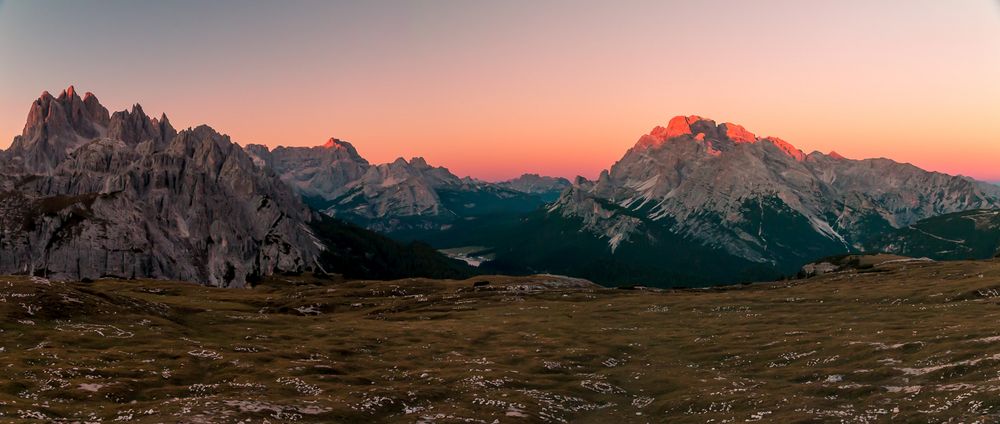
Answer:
[1, 0, 998, 181]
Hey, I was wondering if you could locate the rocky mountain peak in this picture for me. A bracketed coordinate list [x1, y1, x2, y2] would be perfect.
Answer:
[246, 138, 371, 202]
[24, 85, 110, 139]
[322, 137, 348, 149]
[4, 85, 112, 173]
[409, 157, 430, 168]
[81, 92, 107, 123]
[498, 173, 572, 196]
[718, 122, 757, 143]
[550, 114, 1000, 280]
[300, 138, 361, 160]
[665, 115, 704, 138]
[635, 116, 817, 160]
[639, 115, 768, 150]
[1, 87, 477, 288]
[645, 115, 713, 144]
[108, 103, 176, 147]
[0, 88, 326, 286]
[382, 156, 432, 172]
[828, 151, 846, 160]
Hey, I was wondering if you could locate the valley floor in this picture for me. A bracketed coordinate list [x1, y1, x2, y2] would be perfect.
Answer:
[3, 260, 1000, 422]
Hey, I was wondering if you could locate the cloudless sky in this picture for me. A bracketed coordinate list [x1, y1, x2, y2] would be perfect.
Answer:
[1, 0, 998, 181]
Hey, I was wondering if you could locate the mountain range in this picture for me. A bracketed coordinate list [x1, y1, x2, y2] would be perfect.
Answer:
[245, 142, 569, 238]
[524, 116, 1000, 284]
[2, 87, 997, 288]
[253, 115, 1000, 286]
[0, 87, 469, 287]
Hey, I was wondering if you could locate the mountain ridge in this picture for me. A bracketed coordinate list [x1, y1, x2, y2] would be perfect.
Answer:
[5, 88, 996, 288]
[244, 141, 573, 236]
[572, 117, 1000, 250]
[0, 86, 471, 286]
[435, 115, 1000, 286]
[231, 113, 1000, 287]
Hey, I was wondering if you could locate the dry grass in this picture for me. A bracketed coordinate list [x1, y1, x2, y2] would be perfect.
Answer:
[3, 260, 1000, 422]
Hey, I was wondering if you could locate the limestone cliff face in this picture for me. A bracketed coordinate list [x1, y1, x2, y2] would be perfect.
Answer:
[0, 87, 320, 287]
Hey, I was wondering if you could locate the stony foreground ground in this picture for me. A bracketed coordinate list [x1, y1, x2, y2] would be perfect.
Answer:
[4, 260, 1000, 423]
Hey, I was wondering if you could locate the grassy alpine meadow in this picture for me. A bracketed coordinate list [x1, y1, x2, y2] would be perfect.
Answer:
[3, 259, 1000, 422]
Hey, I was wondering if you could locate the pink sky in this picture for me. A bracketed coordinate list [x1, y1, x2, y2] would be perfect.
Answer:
[1, 1, 998, 182]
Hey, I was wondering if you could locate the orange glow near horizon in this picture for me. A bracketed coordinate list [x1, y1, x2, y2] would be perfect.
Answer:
[1, 1, 999, 182]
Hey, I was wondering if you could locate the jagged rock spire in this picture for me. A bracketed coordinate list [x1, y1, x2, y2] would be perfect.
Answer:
[108, 103, 176, 147]
[5, 85, 111, 173]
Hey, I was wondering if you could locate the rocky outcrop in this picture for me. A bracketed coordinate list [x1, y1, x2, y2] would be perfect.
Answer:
[0, 87, 321, 287]
[719, 122, 756, 143]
